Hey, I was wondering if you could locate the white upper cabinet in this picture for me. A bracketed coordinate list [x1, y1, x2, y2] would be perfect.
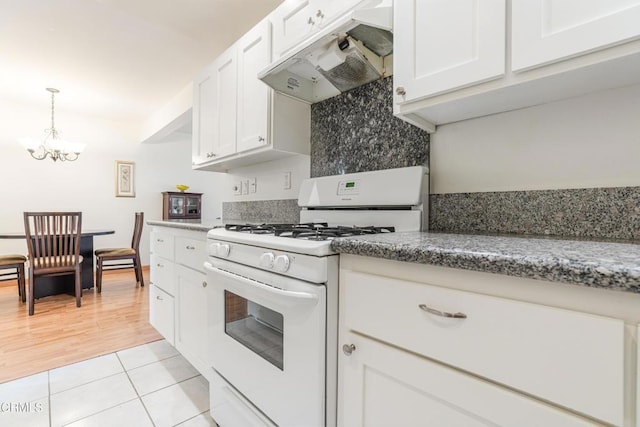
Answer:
[271, 0, 315, 59]
[191, 47, 237, 165]
[192, 17, 310, 171]
[236, 19, 271, 153]
[192, 64, 216, 165]
[271, 0, 370, 60]
[394, 0, 505, 101]
[512, 0, 640, 71]
[394, 0, 640, 133]
[211, 46, 238, 159]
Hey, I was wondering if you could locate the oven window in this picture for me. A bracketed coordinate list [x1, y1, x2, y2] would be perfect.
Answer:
[224, 290, 284, 370]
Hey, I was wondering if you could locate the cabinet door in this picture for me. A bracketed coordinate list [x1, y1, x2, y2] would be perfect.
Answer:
[512, 0, 640, 72]
[394, 0, 505, 103]
[314, 0, 365, 28]
[150, 284, 175, 345]
[237, 19, 271, 153]
[211, 46, 238, 159]
[192, 63, 216, 165]
[175, 265, 209, 375]
[339, 332, 600, 427]
[270, 0, 315, 60]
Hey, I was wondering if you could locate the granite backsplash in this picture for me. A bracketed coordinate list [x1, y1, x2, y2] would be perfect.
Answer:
[310, 76, 430, 177]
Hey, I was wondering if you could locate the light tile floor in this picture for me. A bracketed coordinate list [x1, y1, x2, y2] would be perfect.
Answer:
[0, 340, 217, 427]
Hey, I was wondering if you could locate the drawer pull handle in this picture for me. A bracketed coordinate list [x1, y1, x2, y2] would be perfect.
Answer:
[186, 245, 196, 250]
[419, 304, 467, 319]
[156, 238, 164, 243]
[202, 281, 207, 288]
[156, 295, 163, 301]
[342, 344, 356, 356]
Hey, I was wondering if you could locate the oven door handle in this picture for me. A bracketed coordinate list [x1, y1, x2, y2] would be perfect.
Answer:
[205, 263, 319, 306]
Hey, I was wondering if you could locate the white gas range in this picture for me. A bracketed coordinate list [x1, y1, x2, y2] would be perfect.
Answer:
[205, 166, 428, 427]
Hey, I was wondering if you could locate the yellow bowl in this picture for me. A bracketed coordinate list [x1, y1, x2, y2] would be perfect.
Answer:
[175, 184, 189, 192]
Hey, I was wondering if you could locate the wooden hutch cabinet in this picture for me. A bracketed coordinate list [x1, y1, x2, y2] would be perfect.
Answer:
[162, 192, 202, 220]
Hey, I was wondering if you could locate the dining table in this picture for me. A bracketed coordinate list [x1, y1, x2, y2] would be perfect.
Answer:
[0, 229, 115, 298]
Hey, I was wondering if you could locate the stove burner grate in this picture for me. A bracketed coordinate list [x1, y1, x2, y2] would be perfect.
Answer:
[225, 223, 395, 239]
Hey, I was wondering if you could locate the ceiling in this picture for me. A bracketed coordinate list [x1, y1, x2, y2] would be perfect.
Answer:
[0, 0, 283, 122]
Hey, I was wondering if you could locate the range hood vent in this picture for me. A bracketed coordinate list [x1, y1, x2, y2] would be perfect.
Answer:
[258, 3, 393, 104]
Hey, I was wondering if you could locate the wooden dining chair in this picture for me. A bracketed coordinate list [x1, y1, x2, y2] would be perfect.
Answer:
[0, 254, 27, 302]
[23, 212, 83, 316]
[95, 212, 144, 293]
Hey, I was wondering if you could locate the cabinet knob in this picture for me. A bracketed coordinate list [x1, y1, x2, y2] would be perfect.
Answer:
[156, 295, 163, 301]
[202, 281, 207, 288]
[156, 263, 163, 268]
[186, 245, 196, 250]
[156, 238, 164, 243]
[307, 17, 315, 25]
[316, 9, 324, 19]
[396, 86, 406, 96]
[342, 344, 356, 356]
[258, 136, 265, 142]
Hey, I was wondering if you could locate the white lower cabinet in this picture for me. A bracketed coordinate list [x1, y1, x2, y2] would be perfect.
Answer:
[175, 264, 209, 375]
[340, 331, 598, 427]
[150, 284, 175, 346]
[149, 226, 210, 378]
[338, 255, 636, 427]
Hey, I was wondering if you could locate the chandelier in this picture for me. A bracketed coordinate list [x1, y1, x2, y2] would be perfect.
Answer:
[20, 88, 86, 162]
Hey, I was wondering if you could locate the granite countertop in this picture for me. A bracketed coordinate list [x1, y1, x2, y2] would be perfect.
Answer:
[146, 219, 224, 233]
[330, 232, 640, 293]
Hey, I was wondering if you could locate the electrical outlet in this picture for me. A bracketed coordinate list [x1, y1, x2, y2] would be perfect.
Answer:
[249, 177, 257, 194]
[233, 181, 241, 196]
[284, 171, 291, 190]
[242, 179, 249, 195]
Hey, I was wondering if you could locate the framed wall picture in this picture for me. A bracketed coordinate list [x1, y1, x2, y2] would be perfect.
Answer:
[115, 160, 135, 197]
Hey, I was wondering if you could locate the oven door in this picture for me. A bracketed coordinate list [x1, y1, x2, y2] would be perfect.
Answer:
[205, 258, 327, 427]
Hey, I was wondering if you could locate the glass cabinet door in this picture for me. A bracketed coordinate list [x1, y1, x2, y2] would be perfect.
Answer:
[185, 196, 200, 215]
[170, 196, 184, 215]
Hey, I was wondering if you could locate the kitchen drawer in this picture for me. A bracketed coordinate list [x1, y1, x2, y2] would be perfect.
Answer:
[175, 236, 207, 272]
[150, 230, 174, 260]
[150, 254, 175, 296]
[342, 269, 625, 426]
[149, 284, 175, 346]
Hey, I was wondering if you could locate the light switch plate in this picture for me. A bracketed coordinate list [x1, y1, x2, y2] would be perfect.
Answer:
[242, 180, 249, 195]
[249, 177, 257, 194]
[284, 172, 291, 190]
[233, 181, 241, 196]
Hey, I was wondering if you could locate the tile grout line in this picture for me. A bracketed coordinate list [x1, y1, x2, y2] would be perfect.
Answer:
[117, 350, 157, 427]
[47, 369, 52, 427]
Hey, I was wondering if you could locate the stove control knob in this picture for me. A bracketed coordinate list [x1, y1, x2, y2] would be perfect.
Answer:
[216, 243, 231, 258]
[259, 252, 275, 269]
[274, 255, 290, 272]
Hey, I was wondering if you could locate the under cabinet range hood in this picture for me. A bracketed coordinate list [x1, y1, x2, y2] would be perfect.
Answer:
[258, 2, 393, 104]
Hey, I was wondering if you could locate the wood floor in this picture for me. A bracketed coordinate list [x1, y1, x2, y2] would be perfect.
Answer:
[0, 268, 161, 384]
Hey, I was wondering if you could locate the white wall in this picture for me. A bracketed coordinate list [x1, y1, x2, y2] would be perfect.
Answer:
[222, 155, 310, 202]
[0, 98, 226, 265]
[430, 83, 640, 194]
